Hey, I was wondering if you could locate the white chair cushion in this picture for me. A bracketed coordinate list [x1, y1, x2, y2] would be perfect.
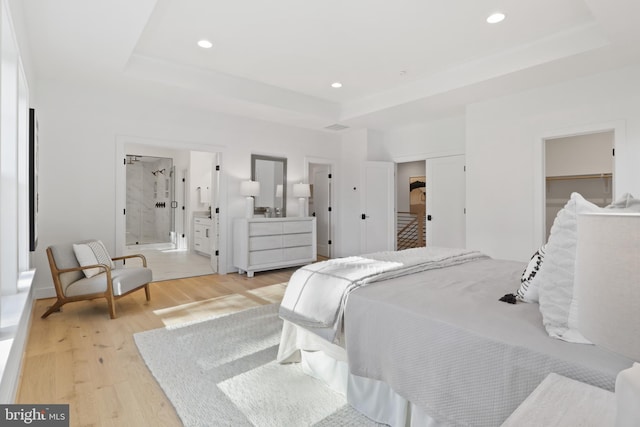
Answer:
[65, 266, 152, 297]
[111, 267, 152, 296]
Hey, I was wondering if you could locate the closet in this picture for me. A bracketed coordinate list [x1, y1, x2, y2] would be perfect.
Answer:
[545, 131, 614, 239]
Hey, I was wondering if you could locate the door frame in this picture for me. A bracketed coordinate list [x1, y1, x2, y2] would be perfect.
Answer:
[304, 156, 337, 258]
[534, 120, 626, 248]
[115, 136, 229, 274]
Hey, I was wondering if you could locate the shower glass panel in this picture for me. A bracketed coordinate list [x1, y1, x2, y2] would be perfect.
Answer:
[126, 155, 175, 246]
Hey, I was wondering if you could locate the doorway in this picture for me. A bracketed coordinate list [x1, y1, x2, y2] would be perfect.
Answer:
[544, 130, 614, 239]
[116, 138, 228, 280]
[125, 155, 175, 247]
[397, 161, 426, 250]
[394, 155, 466, 250]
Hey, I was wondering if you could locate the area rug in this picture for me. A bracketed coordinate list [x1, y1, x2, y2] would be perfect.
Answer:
[134, 304, 381, 426]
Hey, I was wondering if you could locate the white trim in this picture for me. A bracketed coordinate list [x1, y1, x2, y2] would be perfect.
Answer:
[392, 149, 465, 164]
[115, 135, 229, 274]
[534, 120, 626, 247]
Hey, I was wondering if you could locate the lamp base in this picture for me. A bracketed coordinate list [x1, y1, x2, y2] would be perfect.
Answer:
[245, 197, 254, 218]
[298, 198, 306, 217]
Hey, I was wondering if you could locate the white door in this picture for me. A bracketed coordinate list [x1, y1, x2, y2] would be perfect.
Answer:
[426, 155, 466, 248]
[209, 155, 220, 273]
[361, 161, 395, 253]
[312, 166, 331, 258]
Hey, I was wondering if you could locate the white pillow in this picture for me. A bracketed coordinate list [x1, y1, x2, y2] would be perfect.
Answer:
[537, 193, 600, 343]
[72, 240, 115, 278]
[516, 245, 546, 303]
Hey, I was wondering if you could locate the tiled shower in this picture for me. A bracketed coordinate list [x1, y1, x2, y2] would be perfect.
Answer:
[126, 155, 174, 246]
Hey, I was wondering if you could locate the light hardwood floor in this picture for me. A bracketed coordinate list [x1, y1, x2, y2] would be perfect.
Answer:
[17, 269, 295, 427]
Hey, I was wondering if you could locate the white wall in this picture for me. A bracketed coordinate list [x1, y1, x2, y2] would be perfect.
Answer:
[466, 64, 640, 261]
[190, 151, 216, 215]
[380, 115, 466, 162]
[31, 78, 341, 296]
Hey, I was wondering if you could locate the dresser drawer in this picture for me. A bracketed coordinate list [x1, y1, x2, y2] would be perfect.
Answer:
[283, 233, 313, 247]
[283, 221, 313, 234]
[249, 235, 283, 251]
[249, 222, 284, 236]
[250, 249, 283, 265]
[284, 246, 313, 260]
[194, 217, 212, 226]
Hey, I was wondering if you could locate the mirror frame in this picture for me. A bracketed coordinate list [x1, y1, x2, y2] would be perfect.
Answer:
[251, 154, 287, 217]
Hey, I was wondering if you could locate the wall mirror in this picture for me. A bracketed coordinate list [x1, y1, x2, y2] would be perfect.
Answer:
[251, 154, 287, 217]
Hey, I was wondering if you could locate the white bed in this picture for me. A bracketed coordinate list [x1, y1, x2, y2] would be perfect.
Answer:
[277, 251, 634, 426]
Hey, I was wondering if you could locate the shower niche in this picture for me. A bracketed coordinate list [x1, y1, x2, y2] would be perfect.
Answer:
[126, 155, 176, 246]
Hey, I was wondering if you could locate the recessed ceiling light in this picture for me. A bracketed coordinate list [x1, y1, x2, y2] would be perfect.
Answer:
[331, 82, 342, 88]
[197, 39, 213, 49]
[486, 12, 506, 24]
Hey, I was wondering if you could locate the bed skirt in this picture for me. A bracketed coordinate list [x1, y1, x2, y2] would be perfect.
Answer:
[278, 320, 443, 426]
[302, 350, 444, 427]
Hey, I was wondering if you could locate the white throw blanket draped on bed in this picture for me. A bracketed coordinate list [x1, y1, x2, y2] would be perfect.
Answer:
[279, 247, 487, 343]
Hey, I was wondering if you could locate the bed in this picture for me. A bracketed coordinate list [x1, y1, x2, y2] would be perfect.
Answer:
[276, 247, 634, 426]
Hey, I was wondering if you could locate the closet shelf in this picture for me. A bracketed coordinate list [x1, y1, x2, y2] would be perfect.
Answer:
[546, 173, 612, 181]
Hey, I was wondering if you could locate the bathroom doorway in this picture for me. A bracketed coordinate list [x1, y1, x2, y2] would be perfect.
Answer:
[125, 155, 176, 247]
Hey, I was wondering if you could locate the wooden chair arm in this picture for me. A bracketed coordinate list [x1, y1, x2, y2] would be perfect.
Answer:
[112, 254, 147, 267]
[56, 264, 111, 274]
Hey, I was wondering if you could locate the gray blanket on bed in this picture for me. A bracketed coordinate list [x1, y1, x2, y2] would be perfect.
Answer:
[279, 247, 487, 344]
[344, 258, 634, 426]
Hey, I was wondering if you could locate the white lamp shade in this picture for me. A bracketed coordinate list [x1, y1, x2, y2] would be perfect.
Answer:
[293, 183, 310, 198]
[240, 180, 260, 197]
[275, 184, 283, 198]
[575, 212, 640, 361]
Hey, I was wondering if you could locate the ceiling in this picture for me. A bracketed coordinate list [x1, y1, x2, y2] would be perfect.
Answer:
[15, 0, 640, 131]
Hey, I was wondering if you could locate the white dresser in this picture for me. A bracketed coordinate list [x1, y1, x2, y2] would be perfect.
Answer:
[193, 217, 212, 256]
[233, 217, 317, 277]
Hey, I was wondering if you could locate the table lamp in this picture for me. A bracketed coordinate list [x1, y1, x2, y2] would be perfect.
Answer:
[240, 180, 260, 218]
[293, 183, 310, 217]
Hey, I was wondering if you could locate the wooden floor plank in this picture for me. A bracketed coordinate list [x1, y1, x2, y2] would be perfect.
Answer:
[17, 269, 294, 427]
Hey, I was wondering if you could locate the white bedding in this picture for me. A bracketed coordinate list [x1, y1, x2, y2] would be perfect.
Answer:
[279, 247, 486, 343]
[278, 255, 634, 426]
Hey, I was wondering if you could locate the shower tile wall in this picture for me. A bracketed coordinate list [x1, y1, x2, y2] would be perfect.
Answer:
[126, 157, 173, 245]
[141, 161, 157, 242]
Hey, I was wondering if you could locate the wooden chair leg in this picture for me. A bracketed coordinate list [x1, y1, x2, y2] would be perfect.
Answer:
[144, 284, 151, 302]
[106, 294, 116, 319]
[41, 299, 65, 319]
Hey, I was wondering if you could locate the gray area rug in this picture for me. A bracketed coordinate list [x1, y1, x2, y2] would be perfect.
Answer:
[134, 304, 381, 426]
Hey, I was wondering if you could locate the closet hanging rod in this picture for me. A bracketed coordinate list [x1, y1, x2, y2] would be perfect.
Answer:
[546, 173, 612, 181]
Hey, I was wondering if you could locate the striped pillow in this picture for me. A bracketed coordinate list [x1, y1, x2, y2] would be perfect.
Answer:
[72, 240, 115, 278]
[516, 245, 546, 303]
